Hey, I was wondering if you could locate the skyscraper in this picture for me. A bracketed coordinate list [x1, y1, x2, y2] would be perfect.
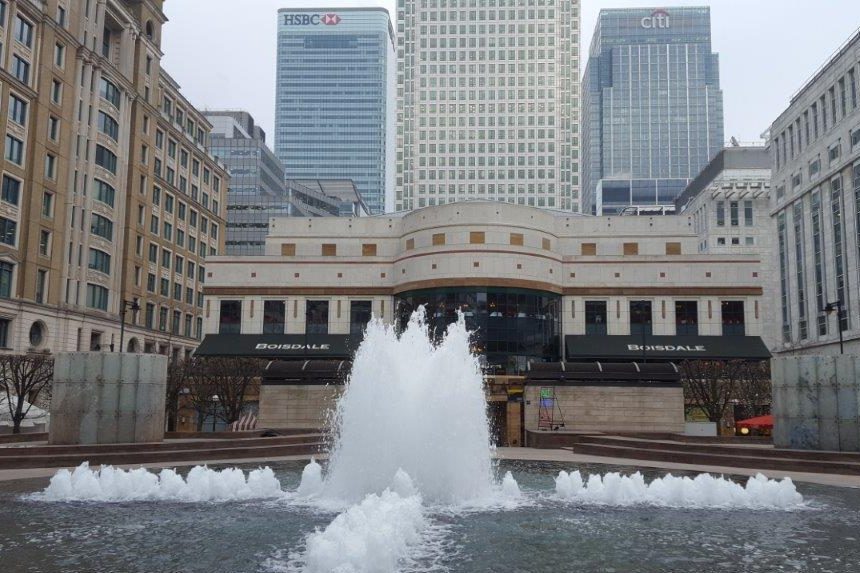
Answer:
[396, 0, 581, 212]
[582, 7, 724, 215]
[275, 8, 396, 215]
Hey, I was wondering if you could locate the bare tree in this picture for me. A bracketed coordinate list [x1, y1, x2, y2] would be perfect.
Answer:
[0, 354, 54, 434]
[733, 360, 772, 421]
[680, 359, 745, 424]
[184, 357, 263, 431]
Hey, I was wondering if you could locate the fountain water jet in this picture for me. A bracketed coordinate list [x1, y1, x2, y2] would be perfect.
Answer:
[321, 310, 495, 504]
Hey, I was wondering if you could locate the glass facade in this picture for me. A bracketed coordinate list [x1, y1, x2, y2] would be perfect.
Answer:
[582, 7, 724, 215]
[275, 9, 395, 215]
[395, 287, 561, 373]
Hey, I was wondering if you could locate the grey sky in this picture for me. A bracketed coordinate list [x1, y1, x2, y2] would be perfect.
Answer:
[162, 1, 860, 146]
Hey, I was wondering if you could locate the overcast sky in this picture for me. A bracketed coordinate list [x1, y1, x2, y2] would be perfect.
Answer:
[162, 1, 860, 145]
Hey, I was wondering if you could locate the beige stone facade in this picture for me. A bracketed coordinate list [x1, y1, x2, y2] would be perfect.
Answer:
[523, 385, 685, 434]
[0, 0, 227, 358]
[258, 385, 341, 431]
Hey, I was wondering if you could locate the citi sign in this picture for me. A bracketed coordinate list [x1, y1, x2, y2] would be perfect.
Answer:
[283, 13, 342, 26]
[641, 9, 670, 29]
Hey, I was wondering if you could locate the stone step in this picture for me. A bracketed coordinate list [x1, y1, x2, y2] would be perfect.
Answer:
[0, 434, 323, 457]
[576, 435, 860, 462]
[573, 442, 860, 476]
[0, 442, 324, 470]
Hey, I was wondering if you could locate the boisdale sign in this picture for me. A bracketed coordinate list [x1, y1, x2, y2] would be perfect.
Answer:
[194, 334, 356, 359]
[283, 13, 342, 26]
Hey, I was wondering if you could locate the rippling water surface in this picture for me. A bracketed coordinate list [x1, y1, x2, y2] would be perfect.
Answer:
[1, 459, 859, 573]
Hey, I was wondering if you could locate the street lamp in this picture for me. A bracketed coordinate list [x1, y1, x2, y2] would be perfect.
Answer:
[119, 299, 141, 353]
[823, 301, 845, 355]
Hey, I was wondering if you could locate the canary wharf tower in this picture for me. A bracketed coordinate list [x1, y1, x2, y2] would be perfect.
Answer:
[396, 0, 582, 212]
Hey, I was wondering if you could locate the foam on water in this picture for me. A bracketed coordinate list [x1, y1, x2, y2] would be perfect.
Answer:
[35, 463, 283, 502]
[296, 458, 324, 498]
[322, 310, 495, 504]
[554, 470, 805, 509]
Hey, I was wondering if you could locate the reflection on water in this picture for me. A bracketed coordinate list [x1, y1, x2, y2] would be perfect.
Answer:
[1, 460, 859, 573]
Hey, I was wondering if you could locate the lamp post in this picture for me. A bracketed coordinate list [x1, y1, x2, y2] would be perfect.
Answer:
[119, 299, 141, 353]
[823, 300, 845, 355]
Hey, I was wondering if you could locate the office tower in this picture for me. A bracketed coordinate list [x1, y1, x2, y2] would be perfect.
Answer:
[582, 7, 724, 215]
[396, 0, 581, 212]
[0, 0, 227, 357]
[275, 8, 395, 214]
[769, 28, 860, 355]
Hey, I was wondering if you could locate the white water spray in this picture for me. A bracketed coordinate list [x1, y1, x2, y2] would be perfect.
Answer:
[36, 463, 282, 502]
[322, 310, 495, 504]
[554, 470, 804, 509]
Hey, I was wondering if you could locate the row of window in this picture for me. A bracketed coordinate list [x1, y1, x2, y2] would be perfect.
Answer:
[219, 300, 373, 337]
[584, 300, 746, 337]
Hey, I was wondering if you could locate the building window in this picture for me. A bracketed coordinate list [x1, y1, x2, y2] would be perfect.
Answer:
[88, 248, 111, 274]
[0, 217, 17, 246]
[350, 300, 373, 336]
[86, 283, 109, 311]
[2, 175, 21, 205]
[38, 230, 50, 256]
[50, 80, 62, 105]
[623, 242, 639, 255]
[730, 201, 739, 226]
[306, 300, 329, 335]
[629, 301, 652, 336]
[172, 311, 180, 335]
[95, 145, 118, 174]
[777, 212, 792, 343]
[12, 56, 30, 84]
[792, 203, 807, 341]
[93, 179, 116, 207]
[44, 154, 56, 180]
[470, 231, 485, 244]
[218, 300, 241, 334]
[721, 301, 745, 336]
[830, 177, 850, 331]
[321, 243, 336, 256]
[42, 192, 54, 218]
[159, 307, 168, 331]
[35, 270, 46, 303]
[263, 300, 286, 334]
[829, 143, 841, 165]
[48, 116, 59, 141]
[675, 301, 698, 335]
[716, 201, 725, 226]
[100, 77, 121, 108]
[29, 321, 44, 346]
[743, 201, 753, 226]
[362, 243, 377, 256]
[98, 111, 119, 141]
[665, 242, 681, 255]
[8, 94, 27, 125]
[14, 15, 33, 47]
[90, 214, 114, 241]
[432, 233, 445, 246]
[5, 135, 23, 165]
[585, 301, 607, 335]
[0, 261, 13, 298]
[54, 43, 65, 67]
[0, 318, 9, 348]
[811, 190, 827, 336]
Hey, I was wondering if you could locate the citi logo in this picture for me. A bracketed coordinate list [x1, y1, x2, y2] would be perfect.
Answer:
[641, 9, 670, 29]
[322, 13, 341, 25]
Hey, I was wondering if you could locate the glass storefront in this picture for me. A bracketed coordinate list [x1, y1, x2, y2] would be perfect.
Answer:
[395, 287, 561, 374]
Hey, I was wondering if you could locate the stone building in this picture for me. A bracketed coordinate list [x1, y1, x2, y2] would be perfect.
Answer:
[198, 201, 771, 436]
[769, 28, 860, 356]
[0, 0, 227, 359]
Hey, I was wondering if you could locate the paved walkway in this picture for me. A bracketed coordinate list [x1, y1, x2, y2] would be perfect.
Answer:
[2, 448, 859, 489]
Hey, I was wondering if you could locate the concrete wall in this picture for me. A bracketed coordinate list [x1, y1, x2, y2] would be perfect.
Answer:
[524, 385, 684, 434]
[772, 355, 860, 451]
[49, 353, 167, 445]
[258, 384, 342, 430]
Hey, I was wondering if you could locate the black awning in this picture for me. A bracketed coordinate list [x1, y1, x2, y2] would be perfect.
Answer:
[263, 359, 351, 385]
[194, 334, 359, 360]
[526, 361, 680, 386]
[565, 335, 771, 362]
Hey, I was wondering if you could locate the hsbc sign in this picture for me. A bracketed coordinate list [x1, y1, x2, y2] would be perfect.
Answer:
[283, 13, 342, 26]
[641, 9, 670, 29]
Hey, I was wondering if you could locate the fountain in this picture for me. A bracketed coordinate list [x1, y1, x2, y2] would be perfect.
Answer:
[4, 309, 858, 573]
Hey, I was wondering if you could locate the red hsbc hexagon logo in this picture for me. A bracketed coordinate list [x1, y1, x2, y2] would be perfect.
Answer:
[322, 13, 341, 25]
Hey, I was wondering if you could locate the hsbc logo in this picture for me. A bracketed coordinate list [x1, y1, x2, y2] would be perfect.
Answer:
[283, 13, 341, 26]
[641, 9, 670, 29]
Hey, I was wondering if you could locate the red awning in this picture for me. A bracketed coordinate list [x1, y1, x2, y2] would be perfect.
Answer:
[736, 414, 773, 429]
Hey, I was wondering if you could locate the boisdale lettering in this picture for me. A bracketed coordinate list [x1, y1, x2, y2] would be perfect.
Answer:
[627, 344, 706, 352]
[255, 343, 332, 351]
